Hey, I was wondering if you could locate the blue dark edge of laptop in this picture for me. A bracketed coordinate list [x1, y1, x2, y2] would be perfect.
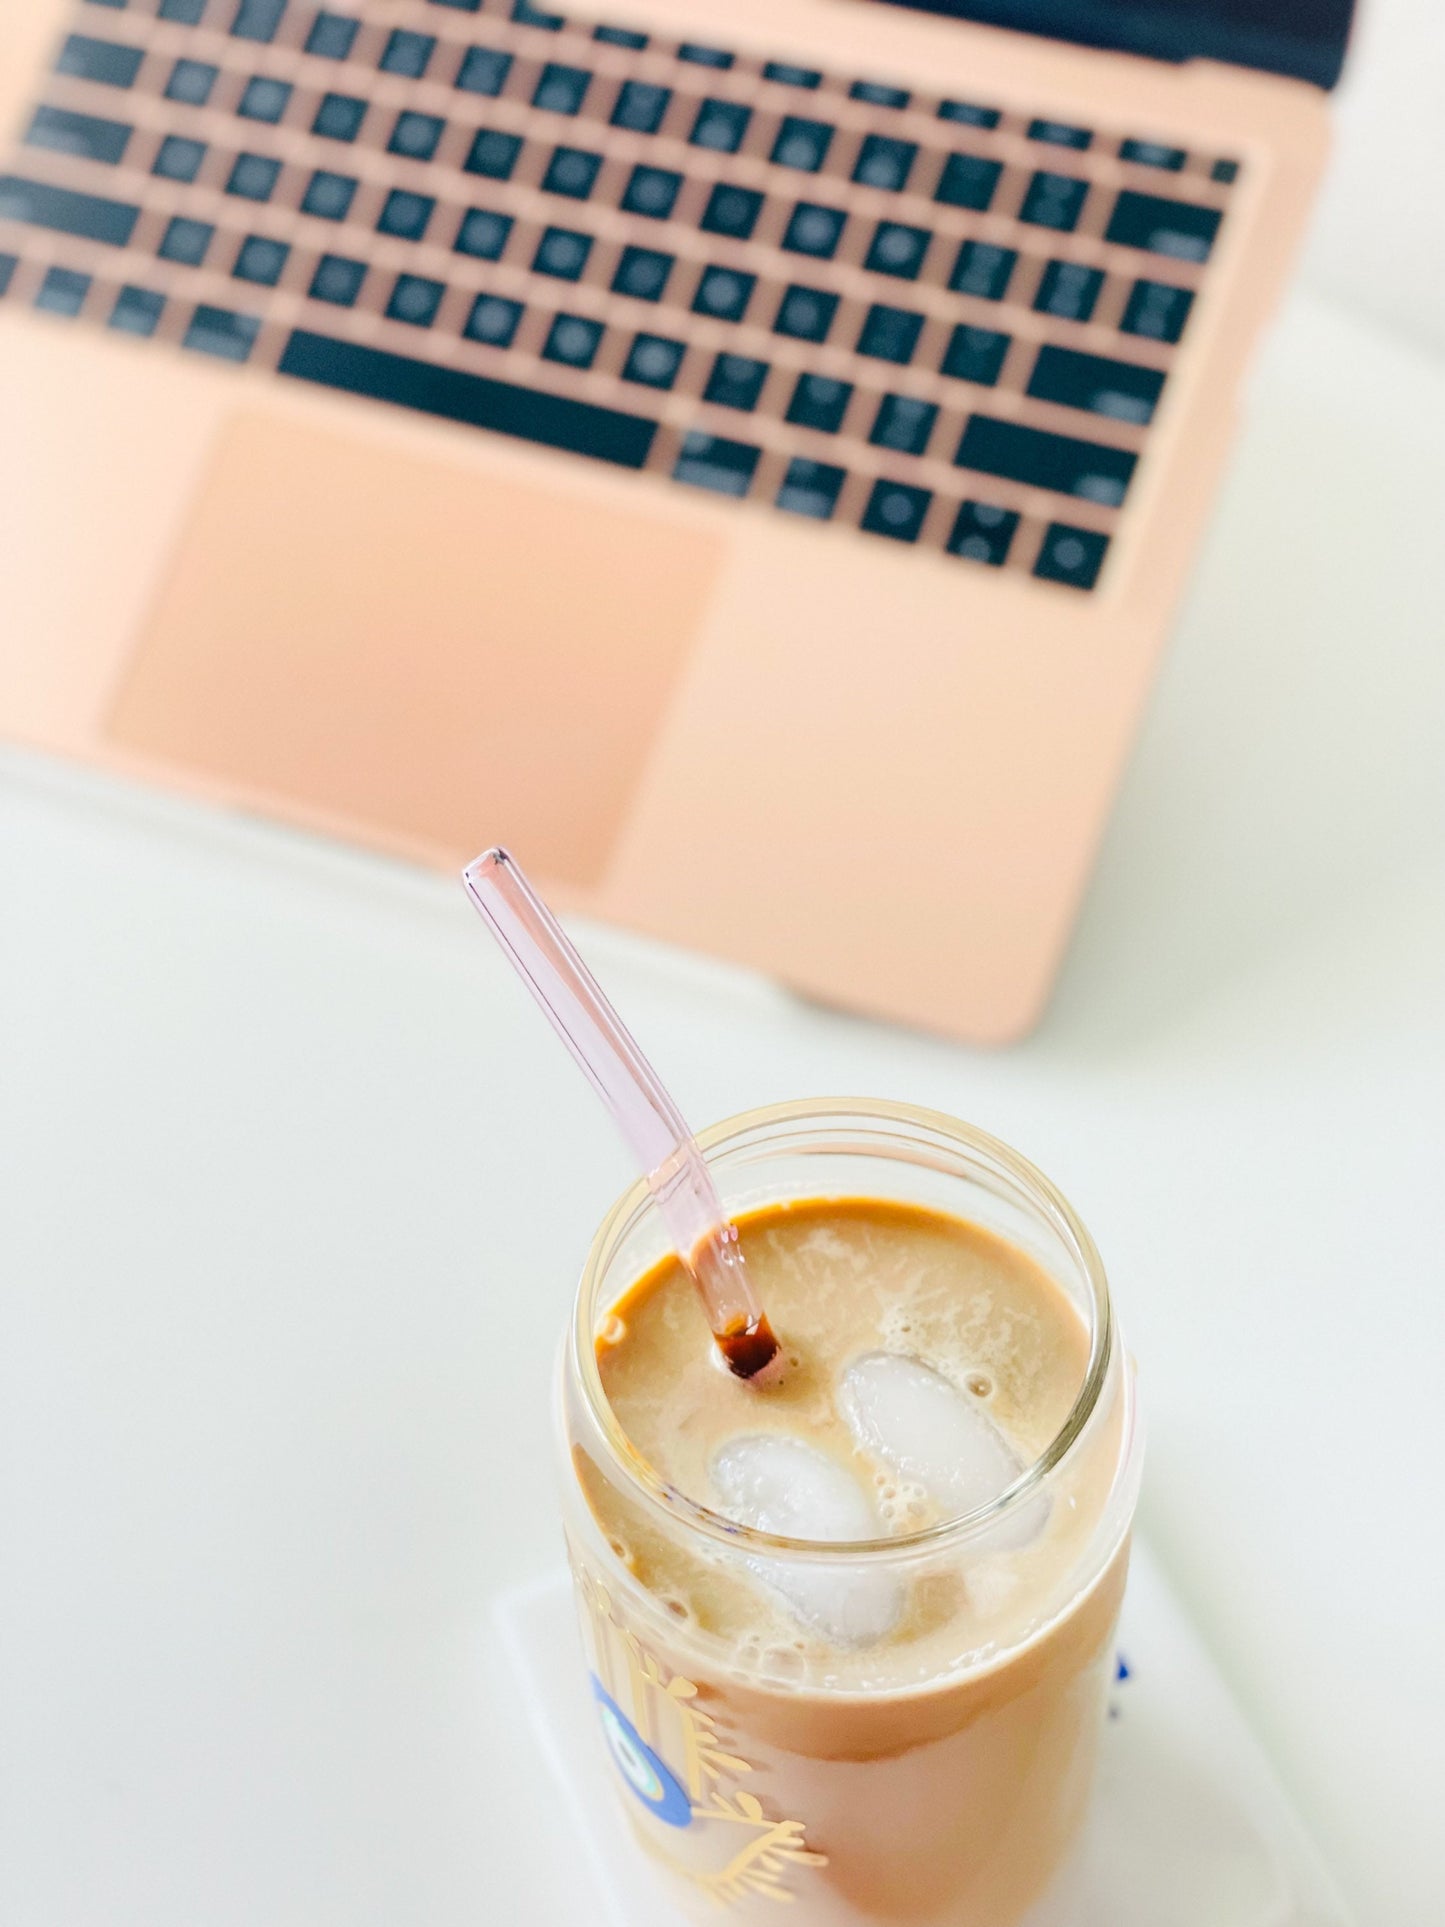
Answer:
[881, 0, 1355, 91]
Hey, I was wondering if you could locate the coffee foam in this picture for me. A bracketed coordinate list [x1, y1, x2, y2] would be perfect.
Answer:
[589, 1199, 1110, 1691]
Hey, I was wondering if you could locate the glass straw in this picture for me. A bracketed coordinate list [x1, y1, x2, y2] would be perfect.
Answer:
[462, 848, 779, 1380]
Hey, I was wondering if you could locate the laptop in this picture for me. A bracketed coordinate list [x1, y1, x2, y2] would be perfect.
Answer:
[0, 0, 1351, 1040]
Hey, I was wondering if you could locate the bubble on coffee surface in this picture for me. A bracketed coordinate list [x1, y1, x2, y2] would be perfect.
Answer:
[874, 1477, 930, 1531]
[710, 1435, 903, 1645]
[840, 1352, 1051, 1549]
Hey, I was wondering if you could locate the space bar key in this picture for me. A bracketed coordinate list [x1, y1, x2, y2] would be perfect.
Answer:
[277, 330, 658, 471]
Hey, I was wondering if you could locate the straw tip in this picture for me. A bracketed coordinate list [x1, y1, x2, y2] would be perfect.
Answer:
[461, 846, 510, 887]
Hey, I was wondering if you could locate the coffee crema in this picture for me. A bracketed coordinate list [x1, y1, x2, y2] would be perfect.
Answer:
[588, 1197, 1116, 1691]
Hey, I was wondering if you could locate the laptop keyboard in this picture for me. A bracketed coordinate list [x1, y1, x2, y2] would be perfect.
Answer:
[0, 0, 1241, 592]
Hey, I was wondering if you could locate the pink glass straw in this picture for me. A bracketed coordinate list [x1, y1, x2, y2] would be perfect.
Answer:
[462, 848, 779, 1380]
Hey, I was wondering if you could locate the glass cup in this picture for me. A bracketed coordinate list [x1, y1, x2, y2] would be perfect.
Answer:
[559, 1099, 1142, 1925]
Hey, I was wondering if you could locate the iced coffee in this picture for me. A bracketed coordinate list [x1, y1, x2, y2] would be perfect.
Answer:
[560, 1100, 1140, 1924]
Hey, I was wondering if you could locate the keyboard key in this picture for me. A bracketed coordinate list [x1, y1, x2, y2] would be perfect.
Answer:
[1028, 344, 1164, 423]
[955, 415, 1136, 505]
[1106, 188, 1221, 261]
[309, 253, 366, 304]
[870, 393, 937, 455]
[380, 30, 436, 79]
[941, 323, 1009, 385]
[239, 77, 291, 123]
[612, 80, 670, 133]
[622, 165, 681, 218]
[862, 479, 930, 542]
[690, 99, 750, 153]
[777, 456, 845, 518]
[454, 206, 513, 259]
[233, 233, 288, 284]
[533, 63, 591, 115]
[513, 1, 563, 25]
[673, 430, 758, 496]
[533, 225, 592, 278]
[850, 81, 910, 109]
[1211, 158, 1239, 184]
[313, 93, 367, 141]
[705, 352, 768, 410]
[154, 134, 205, 181]
[764, 62, 821, 88]
[543, 312, 604, 366]
[183, 303, 259, 361]
[1028, 119, 1091, 150]
[1034, 521, 1109, 588]
[938, 99, 1000, 128]
[677, 44, 733, 69]
[612, 245, 673, 299]
[27, 106, 132, 166]
[56, 33, 143, 87]
[456, 47, 513, 96]
[1120, 138, 1184, 172]
[774, 283, 838, 342]
[543, 145, 602, 198]
[693, 265, 754, 321]
[947, 498, 1018, 566]
[39, 269, 94, 319]
[786, 372, 851, 432]
[463, 292, 524, 345]
[0, 252, 19, 295]
[853, 135, 917, 192]
[306, 12, 359, 58]
[857, 303, 923, 364]
[700, 183, 762, 239]
[158, 0, 206, 20]
[782, 202, 845, 258]
[165, 58, 218, 105]
[301, 169, 357, 218]
[35, 265, 90, 317]
[464, 130, 523, 179]
[387, 272, 445, 327]
[948, 240, 1016, 301]
[0, 173, 139, 246]
[110, 284, 166, 335]
[865, 221, 930, 279]
[390, 111, 445, 161]
[1119, 277, 1192, 343]
[1035, 260, 1103, 322]
[623, 332, 684, 388]
[226, 153, 280, 200]
[1020, 171, 1088, 232]
[230, 0, 286, 44]
[595, 26, 648, 48]
[378, 189, 436, 240]
[772, 117, 833, 172]
[935, 152, 1001, 211]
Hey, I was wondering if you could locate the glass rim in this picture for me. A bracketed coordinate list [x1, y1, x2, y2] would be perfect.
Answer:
[571, 1096, 1118, 1563]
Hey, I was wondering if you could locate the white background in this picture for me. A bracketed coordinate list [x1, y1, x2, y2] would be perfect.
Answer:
[1297, 0, 1445, 356]
[2, 5, 1444, 1925]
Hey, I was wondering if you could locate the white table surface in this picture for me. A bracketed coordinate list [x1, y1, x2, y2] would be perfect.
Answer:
[2, 288, 1442, 1927]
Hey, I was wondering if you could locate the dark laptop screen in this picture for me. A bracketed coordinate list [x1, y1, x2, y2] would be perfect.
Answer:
[877, 0, 1354, 87]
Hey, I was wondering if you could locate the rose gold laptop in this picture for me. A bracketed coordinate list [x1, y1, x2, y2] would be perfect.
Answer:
[0, 0, 1349, 1039]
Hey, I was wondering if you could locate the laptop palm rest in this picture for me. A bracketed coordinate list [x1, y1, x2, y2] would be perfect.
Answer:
[104, 412, 723, 885]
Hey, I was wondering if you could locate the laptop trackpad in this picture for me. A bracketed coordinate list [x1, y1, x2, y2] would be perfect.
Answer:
[104, 413, 723, 885]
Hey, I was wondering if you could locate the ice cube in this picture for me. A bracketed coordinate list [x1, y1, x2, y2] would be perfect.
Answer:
[711, 1435, 903, 1645]
[840, 1352, 1050, 1549]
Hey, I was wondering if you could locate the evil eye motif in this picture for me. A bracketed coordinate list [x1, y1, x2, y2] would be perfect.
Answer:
[591, 1676, 693, 1828]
